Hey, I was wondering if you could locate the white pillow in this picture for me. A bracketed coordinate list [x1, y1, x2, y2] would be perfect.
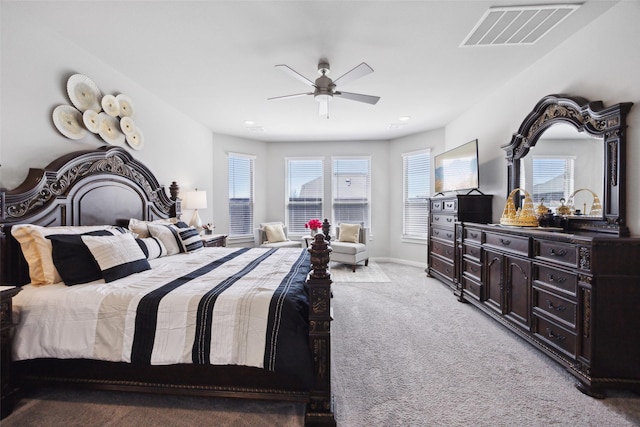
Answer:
[338, 223, 361, 243]
[148, 223, 203, 255]
[11, 224, 123, 285]
[128, 217, 176, 238]
[136, 237, 167, 260]
[82, 233, 150, 282]
[263, 223, 287, 243]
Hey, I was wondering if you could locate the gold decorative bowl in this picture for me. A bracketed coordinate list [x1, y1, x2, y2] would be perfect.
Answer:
[568, 188, 602, 216]
[500, 188, 540, 227]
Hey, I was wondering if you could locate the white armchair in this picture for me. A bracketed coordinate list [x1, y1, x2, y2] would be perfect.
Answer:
[330, 223, 369, 272]
[254, 222, 302, 248]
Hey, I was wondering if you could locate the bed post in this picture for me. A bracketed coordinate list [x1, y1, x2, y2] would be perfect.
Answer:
[305, 229, 336, 427]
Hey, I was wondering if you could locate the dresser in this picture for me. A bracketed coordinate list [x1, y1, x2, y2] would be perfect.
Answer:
[457, 223, 640, 397]
[201, 234, 227, 247]
[427, 194, 492, 295]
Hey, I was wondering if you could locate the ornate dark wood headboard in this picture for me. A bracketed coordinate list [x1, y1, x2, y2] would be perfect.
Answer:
[0, 146, 180, 285]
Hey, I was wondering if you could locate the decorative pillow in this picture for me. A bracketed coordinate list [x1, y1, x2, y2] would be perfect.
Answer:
[135, 237, 167, 260]
[263, 223, 287, 243]
[148, 223, 203, 255]
[47, 230, 117, 285]
[128, 217, 177, 238]
[81, 233, 150, 283]
[11, 224, 124, 285]
[338, 223, 361, 243]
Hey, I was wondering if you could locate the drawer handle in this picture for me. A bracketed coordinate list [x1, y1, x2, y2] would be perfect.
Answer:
[470, 266, 480, 273]
[550, 249, 568, 257]
[446, 250, 452, 256]
[546, 299, 566, 312]
[446, 217, 453, 222]
[546, 328, 566, 342]
[446, 233, 453, 238]
[470, 232, 479, 238]
[547, 274, 567, 284]
[469, 249, 477, 256]
[500, 238, 511, 245]
[434, 230, 440, 236]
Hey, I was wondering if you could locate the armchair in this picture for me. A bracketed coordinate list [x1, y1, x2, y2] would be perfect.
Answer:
[254, 222, 302, 248]
[330, 223, 369, 272]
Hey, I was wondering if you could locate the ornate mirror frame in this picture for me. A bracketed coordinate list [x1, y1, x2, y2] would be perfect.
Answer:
[502, 94, 633, 236]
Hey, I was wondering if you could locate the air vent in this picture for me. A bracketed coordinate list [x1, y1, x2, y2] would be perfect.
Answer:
[461, 4, 581, 47]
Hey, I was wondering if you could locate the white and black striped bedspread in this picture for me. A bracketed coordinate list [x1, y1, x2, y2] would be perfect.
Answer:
[12, 247, 312, 386]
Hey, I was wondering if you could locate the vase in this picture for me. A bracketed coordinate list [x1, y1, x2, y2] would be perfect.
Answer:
[310, 228, 318, 236]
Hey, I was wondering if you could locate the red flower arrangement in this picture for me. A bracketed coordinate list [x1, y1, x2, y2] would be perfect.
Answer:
[304, 218, 323, 230]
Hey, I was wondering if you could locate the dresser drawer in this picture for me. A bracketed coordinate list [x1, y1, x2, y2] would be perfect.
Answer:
[533, 314, 577, 359]
[485, 232, 530, 256]
[430, 256, 455, 281]
[535, 240, 577, 267]
[533, 264, 577, 296]
[431, 214, 456, 229]
[462, 258, 482, 282]
[461, 275, 483, 301]
[430, 199, 444, 212]
[533, 287, 577, 328]
[431, 226, 455, 243]
[463, 227, 483, 243]
[443, 199, 457, 211]
[462, 243, 481, 261]
[431, 239, 455, 262]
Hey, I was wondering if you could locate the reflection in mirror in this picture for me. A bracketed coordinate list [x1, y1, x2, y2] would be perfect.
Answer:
[518, 123, 603, 218]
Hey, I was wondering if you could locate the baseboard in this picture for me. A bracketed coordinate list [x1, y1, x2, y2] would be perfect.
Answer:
[371, 257, 427, 269]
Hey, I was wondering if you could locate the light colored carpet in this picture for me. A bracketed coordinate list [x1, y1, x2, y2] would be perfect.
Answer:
[3, 262, 639, 426]
[329, 260, 391, 282]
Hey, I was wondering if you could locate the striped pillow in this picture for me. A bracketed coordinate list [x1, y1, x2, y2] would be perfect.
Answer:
[135, 237, 167, 260]
[148, 223, 203, 255]
[81, 233, 150, 282]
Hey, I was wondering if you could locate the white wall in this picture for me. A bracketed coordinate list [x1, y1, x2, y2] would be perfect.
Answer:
[446, 1, 640, 233]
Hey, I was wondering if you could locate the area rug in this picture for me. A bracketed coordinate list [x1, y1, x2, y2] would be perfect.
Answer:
[329, 261, 391, 282]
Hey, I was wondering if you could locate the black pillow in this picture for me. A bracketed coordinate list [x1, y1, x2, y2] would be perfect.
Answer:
[47, 230, 114, 285]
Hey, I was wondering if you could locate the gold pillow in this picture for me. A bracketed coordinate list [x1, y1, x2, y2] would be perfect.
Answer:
[264, 223, 287, 243]
[338, 223, 361, 243]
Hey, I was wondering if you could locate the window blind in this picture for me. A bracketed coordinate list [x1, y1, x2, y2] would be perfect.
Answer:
[403, 149, 431, 238]
[531, 156, 575, 206]
[228, 153, 254, 237]
[332, 157, 371, 228]
[286, 158, 324, 234]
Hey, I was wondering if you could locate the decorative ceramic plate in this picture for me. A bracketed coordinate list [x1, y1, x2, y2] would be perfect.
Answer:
[98, 112, 125, 146]
[101, 94, 120, 117]
[82, 109, 102, 133]
[52, 105, 87, 140]
[67, 74, 102, 112]
[120, 116, 136, 135]
[116, 94, 135, 117]
[126, 127, 145, 150]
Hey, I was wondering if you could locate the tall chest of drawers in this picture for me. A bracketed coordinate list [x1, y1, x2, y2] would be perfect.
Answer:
[458, 223, 640, 397]
[427, 194, 492, 294]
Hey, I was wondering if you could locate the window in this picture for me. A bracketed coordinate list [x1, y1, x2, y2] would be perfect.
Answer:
[286, 158, 324, 234]
[228, 153, 255, 237]
[403, 149, 431, 239]
[332, 157, 371, 228]
[530, 156, 575, 208]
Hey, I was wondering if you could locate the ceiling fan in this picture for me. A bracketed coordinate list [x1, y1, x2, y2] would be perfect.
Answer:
[268, 60, 380, 117]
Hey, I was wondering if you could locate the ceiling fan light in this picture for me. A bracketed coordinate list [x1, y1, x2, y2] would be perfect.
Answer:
[314, 93, 332, 103]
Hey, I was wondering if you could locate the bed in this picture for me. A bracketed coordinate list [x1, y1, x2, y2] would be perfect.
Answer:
[0, 146, 335, 426]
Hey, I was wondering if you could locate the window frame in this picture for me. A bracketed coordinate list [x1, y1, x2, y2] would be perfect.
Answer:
[285, 157, 325, 235]
[402, 148, 431, 242]
[331, 156, 372, 231]
[227, 152, 255, 239]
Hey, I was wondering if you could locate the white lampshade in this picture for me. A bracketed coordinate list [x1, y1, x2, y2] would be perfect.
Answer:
[183, 190, 207, 230]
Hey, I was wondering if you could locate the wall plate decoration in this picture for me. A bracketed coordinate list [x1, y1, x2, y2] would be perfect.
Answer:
[116, 94, 135, 117]
[101, 94, 120, 117]
[53, 105, 88, 140]
[82, 109, 102, 133]
[120, 116, 136, 135]
[98, 113, 125, 146]
[126, 128, 144, 150]
[67, 74, 102, 112]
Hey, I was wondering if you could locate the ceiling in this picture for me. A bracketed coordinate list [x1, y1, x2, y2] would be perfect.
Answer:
[8, 1, 618, 142]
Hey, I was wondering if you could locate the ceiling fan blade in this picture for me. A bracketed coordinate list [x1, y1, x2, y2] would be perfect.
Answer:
[335, 91, 380, 105]
[318, 98, 329, 117]
[267, 93, 312, 101]
[275, 64, 315, 87]
[333, 62, 374, 87]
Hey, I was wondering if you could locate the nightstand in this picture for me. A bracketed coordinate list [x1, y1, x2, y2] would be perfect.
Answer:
[201, 234, 227, 247]
[1, 285, 22, 419]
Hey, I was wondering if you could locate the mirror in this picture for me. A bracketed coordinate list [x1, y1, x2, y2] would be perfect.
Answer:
[519, 123, 604, 218]
[502, 94, 633, 236]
